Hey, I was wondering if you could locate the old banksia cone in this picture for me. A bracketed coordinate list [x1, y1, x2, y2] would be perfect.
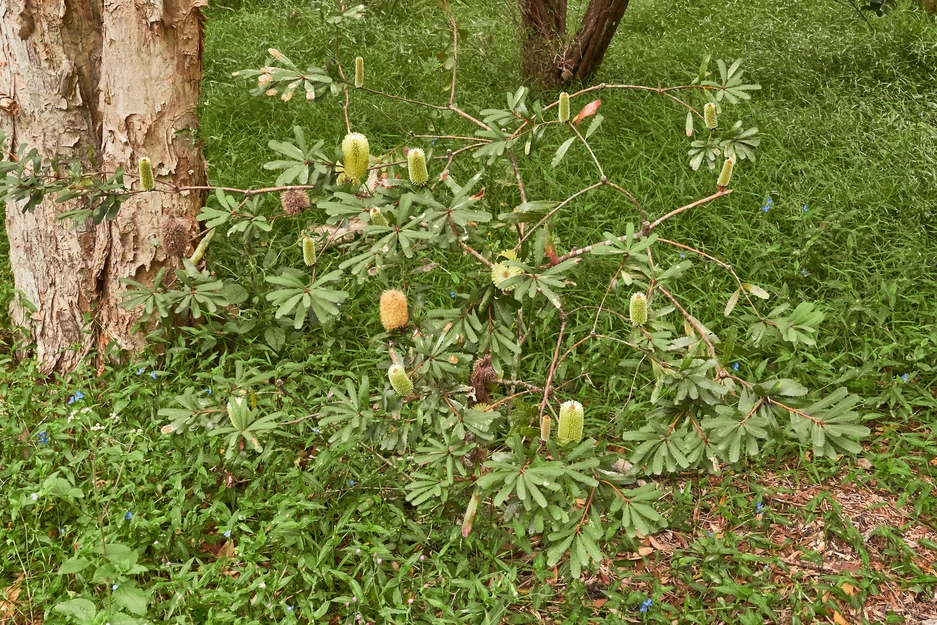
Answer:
[138, 157, 155, 191]
[557, 400, 584, 443]
[704, 102, 718, 129]
[388, 364, 414, 396]
[558, 92, 570, 123]
[630, 292, 648, 326]
[281, 189, 311, 215]
[160, 218, 188, 257]
[302, 237, 316, 266]
[369, 206, 388, 226]
[354, 56, 364, 88]
[379, 289, 408, 331]
[717, 157, 735, 189]
[342, 132, 370, 182]
[407, 148, 428, 186]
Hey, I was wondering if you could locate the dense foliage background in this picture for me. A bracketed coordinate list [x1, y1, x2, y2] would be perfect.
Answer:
[2, 0, 936, 624]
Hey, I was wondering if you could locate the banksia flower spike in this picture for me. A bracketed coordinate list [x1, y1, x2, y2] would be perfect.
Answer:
[630, 292, 648, 326]
[704, 102, 718, 129]
[379, 289, 408, 331]
[159, 218, 188, 257]
[341, 132, 370, 182]
[369, 207, 388, 226]
[388, 364, 414, 396]
[462, 492, 480, 538]
[557, 400, 584, 443]
[558, 92, 570, 123]
[189, 228, 215, 266]
[540, 415, 552, 442]
[717, 157, 735, 189]
[491, 250, 523, 291]
[354, 56, 364, 88]
[407, 148, 428, 186]
[302, 237, 316, 266]
[138, 157, 155, 191]
[280, 189, 311, 215]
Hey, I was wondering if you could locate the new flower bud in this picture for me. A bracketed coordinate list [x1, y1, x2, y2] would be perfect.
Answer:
[188, 228, 215, 265]
[462, 492, 480, 538]
[704, 102, 718, 129]
[407, 148, 428, 186]
[379, 289, 408, 331]
[354, 56, 364, 88]
[138, 157, 155, 191]
[388, 364, 413, 396]
[369, 206, 388, 226]
[341, 132, 370, 182]
[540, 415, 552, 441]
[717, 157, 735, 189]
[558, 92, 570, 123]
[302, 237, 316, 266]
[557, 400, 583, 443]
[630, 292, 648, 326]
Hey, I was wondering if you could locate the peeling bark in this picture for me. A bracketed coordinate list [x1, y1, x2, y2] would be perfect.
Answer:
[519, 0, 629, 87]
[0, 0, 206, 373]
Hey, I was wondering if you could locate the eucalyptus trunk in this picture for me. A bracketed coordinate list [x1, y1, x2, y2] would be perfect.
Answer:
[519, 0, 629, 86]
[0, 0, 206, 373]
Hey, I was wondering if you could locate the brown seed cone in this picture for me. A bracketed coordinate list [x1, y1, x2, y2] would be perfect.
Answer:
[280, 189, 311, 215]
[160, 218, 189, 257]
[469, 355, 497, 405]
[379, 289, 408, 331]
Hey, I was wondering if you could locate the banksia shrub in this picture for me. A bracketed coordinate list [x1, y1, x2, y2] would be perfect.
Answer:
[342, 132, 370, 182]
[388, 364, 414, 396]
[630, 292, 648, 326]
[717, 157, 735, 188]
[704, 102, 718, 129]
[540, 415, 552, 441]
[355, 56, 364, 88]
[138, 157, 155, 191]
[407, 148, 428, 186]
[159, 218, 188, 257]
[369, 206, 388, 226]
[557, 401, 584, 443]
[379, 289, 408, 331]
[280, 189, 311, 215]
[558, 92, 570, 123]
[302, 237, 316, 266]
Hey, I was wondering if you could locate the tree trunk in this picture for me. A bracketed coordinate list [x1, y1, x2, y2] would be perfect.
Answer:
[519, 0, 629, 87]
[0, 0, 206, 374]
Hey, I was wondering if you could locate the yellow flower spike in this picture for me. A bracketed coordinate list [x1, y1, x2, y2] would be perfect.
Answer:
[558, 92, 570, 123]
[341, 132, 370, 182]
[138, 157, 155, 191]
[540, 415, 552, 442]
[704, 102, 718, 129]
[717, 157, 735, 189]
[355, 56, 364, 88]
[369, 206, 388, 226]
[407, 148, 428, 186]
[379, 289, 408, 331]
[557, 401, 584, 443]
[630, 292, 648, 326]
[302, 237, 316, 266]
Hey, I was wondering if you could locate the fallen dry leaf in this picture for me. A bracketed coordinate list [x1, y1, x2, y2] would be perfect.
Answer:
[573, 100, 601, 126]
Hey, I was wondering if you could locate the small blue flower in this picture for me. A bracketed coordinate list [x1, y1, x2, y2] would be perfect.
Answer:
[755, 502, 766, 514]
[761, 205, 770, 213]
[639, 598, 653, 613]
[205, 389, 212, 395]
[312, 427, 321, 434]
[112, 584, 119, 591]
[223, 530, 232, 538]
[67, 390, 85, 405]
[678, 253, 686, 259]
[732, 362, 739, 371]
[802, 204, 808, 212]
[449, 290, 456, 299]
[349, 479, 357, 487]
[150, 371, 157, 380]
[430, 138, 438, 146]
[707, 531, 713, 538]
[137, 367, 145, 375]
[902, 373, 909, 382]
[38, 431, 49, 444]
[59, 528, 66, 536]
[125, 511, 133, 521]
[286, 605, 294, 612]
[800, 268, 807, 276]
[765, 196, 773, 205]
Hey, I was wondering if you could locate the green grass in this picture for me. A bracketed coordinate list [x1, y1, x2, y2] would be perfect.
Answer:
[2, 0, 937, 623]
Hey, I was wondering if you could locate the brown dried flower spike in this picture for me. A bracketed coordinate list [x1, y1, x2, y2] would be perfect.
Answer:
[160, 218, 189, 257]
[280, 189, 311, 215]
[379, 289, 408, 331]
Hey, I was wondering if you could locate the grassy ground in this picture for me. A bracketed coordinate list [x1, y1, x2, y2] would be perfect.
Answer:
[2, 0, 937, 623]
